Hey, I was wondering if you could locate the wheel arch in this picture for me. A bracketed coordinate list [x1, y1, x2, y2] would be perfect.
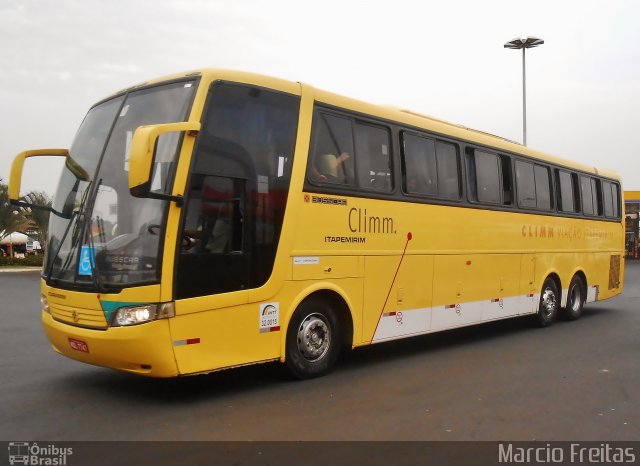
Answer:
[540, 270, 562, 307]
[562, 268, 588, 320]
[280, 284, 355, 362]
[561, 268, 588, 308]
[571, 268, 588, 289]
[542, 270, 562, 292]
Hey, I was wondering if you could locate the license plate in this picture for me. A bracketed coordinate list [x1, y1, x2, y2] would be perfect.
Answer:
[68, 338, 90, 353]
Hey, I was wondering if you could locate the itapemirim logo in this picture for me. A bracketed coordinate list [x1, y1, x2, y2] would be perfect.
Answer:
[7, 442, 73, 465]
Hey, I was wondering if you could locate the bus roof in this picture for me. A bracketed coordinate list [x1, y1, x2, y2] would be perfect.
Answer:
[310, 86, 620, 182]
[109, 69, 302, 99]
[106, 68, 620, 182]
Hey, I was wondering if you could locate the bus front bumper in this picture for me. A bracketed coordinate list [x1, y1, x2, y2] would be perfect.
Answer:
[42, 311, 179, 377]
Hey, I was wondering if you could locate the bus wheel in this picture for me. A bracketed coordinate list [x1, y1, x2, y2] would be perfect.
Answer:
[536, 277, 559, 327]
[285, 299, 341, 379]
[563, 276, 585, 321]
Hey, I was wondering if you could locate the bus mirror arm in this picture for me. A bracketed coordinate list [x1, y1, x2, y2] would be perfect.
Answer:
[145, 192, 184, 207]
[128, 122, 201, 203]
[9, 149, 70, 203]
[7, 199, 72, 220]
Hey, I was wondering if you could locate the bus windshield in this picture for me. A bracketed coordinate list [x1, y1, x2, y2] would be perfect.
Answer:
[45, 80, 196, 290]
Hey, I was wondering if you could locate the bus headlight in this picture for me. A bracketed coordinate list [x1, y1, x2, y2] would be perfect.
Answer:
[112, 302, 175, 326]
[40, 294, 50, 314]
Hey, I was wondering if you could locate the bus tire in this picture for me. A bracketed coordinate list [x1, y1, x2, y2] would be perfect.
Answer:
[563, 276, 585, 321]
[285, 299, 341, 380]
[536, 277, 559, 327]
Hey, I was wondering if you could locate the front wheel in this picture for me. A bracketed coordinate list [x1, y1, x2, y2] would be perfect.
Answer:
[536, 277, 559, 327]
[285, 299, 341, 379]
[563, 276, 585, 321]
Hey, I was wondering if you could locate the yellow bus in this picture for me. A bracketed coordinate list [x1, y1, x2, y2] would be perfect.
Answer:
[9, 69, 624, 379]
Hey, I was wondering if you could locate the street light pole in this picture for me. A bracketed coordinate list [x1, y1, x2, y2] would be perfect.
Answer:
[504, 36, 544, 146]
[522, 47, 526, 146]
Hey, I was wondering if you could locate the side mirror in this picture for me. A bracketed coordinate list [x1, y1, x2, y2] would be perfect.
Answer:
[9, 149, 72, 203]
[128, 121, 201, 202]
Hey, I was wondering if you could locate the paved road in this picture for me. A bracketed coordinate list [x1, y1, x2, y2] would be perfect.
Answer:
[1, 264, 639, 441]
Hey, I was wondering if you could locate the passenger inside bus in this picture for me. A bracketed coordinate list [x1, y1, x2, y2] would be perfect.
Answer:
[312, 152, 350, 183]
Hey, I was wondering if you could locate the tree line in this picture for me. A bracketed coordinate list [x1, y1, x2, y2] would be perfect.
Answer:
[0, 179, 52, 252]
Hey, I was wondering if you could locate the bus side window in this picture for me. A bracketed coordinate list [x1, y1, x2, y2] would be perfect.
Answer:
[602, 180, 620, 218]
[310, 113, 355, 186]
[354, 122, 393, 192]
[581, 175, 595, 216]
[467, 149, 501, 204]
[612, 183, 621, 218]
[401, 132, 437, 196]
[182, 175, 243, 254]
[178, 83, 299, 300]
[516, 160, 536, 208]
[571, 173, 581, 213]
[515, 160, 551, 211]
[556, 169, 578, 213]
[501, 156, 514, 206]
[534, 165, 552, 210]
[436, 141, 461, 200]
[177, 174, 247, 299]
[591, 178, 603, 216]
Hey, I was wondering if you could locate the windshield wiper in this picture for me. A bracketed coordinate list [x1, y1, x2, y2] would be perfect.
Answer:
[46, 180, 93, 280]
[83, 179, 106, 294]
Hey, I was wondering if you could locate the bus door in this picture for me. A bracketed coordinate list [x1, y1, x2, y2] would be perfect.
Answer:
[168, 81, 300, 374]
[176, 174, 248, 298]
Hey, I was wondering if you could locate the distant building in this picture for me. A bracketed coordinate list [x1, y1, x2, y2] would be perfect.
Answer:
[0, 231, 29, 257]
[625, 191, 640, 259]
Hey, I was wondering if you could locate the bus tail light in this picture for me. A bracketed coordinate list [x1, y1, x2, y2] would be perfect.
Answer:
[112, 302, 175, 327]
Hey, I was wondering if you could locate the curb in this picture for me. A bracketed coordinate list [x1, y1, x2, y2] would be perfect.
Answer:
[0, 267, 42, 273]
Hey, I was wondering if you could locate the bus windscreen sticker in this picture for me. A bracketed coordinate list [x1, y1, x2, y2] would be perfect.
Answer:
[78, 246, 96, 276]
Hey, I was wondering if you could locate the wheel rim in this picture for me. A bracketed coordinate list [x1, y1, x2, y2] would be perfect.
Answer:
[570, 284, 582, 313]
[541, 286, 557, 318]
[296, 313, 331, 362]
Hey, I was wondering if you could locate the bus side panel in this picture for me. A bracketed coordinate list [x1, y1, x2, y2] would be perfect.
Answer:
[170, 278, 365, 375]
[364, 255, 434, 343]
[431, 254, 522, 330]
[519, 254, 538, 315]
[481, 254, 524, 321]
[534, 252, 574, 306]
[533, 251, 623, 305]
[169, 302, 281, 375]
[279, 278, 364, 350]
[584, 251, 623, 301]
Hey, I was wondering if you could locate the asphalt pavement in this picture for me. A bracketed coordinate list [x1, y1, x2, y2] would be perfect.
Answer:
[1, 263, 639, 441]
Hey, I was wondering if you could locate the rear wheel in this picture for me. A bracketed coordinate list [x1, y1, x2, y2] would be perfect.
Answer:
[563, 276, 585, 321]
[285, 299, 342, 379]
[536, 277, 559, 327]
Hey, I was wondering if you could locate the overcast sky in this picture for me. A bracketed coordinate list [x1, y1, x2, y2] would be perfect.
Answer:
[1, 0, 639, 197]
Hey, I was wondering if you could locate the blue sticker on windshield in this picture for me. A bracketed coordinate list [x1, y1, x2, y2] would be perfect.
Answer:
[78, 246, 96, 276]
